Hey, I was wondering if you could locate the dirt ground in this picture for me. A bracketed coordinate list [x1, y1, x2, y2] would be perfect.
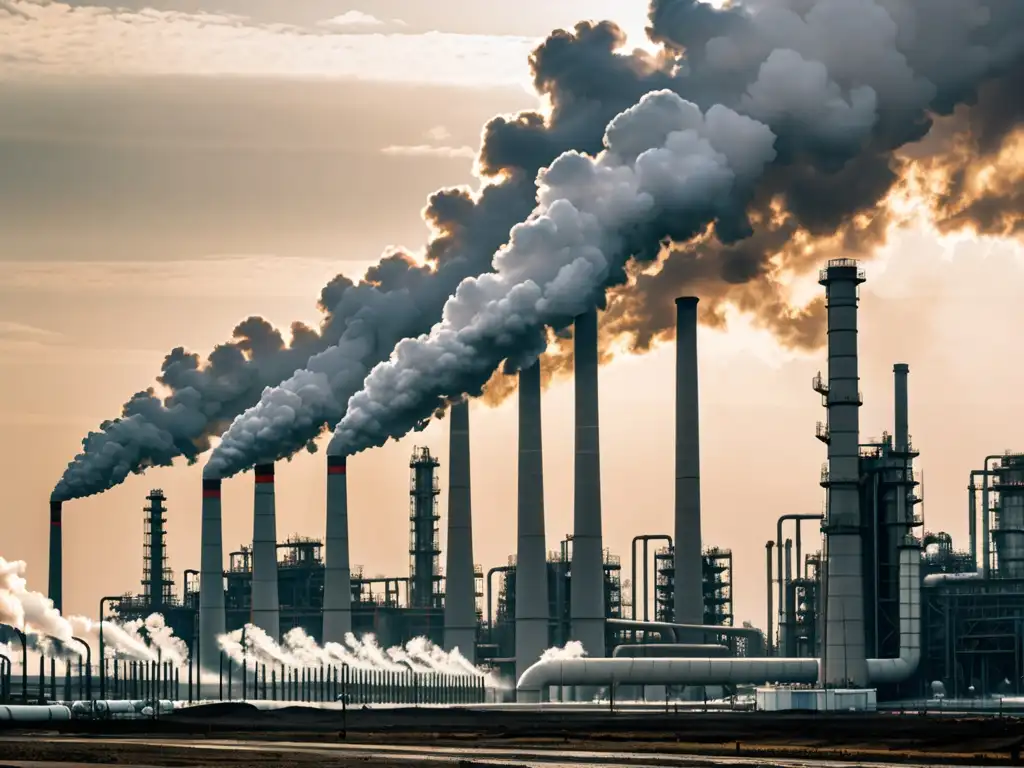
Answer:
[2, 704, 1024, 766]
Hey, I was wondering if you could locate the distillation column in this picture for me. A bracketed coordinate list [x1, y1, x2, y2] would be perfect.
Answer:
[817, 259, 869, 687]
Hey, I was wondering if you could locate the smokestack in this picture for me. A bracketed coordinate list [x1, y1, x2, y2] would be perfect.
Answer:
[322, 455, 351, 643]
[674, 296, 704, 633]
[515, 360, 549, 683]
[571, 306, 605, 659]
[199, 477, 226, 671]
[443, 400, 477, 661]
[894, 364, 909, 453]
[48, 501, 62, 614]
[818, 259, 868, 687]
[251, 463, 280, 640]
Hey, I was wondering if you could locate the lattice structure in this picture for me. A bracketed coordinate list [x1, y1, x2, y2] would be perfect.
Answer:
[142, 489, 174, 608]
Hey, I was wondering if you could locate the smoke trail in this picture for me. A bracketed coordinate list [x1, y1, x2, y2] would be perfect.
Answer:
[324, 91, 778, 454]
[206, 0, 1024, 475]
[218, 625, 500, 686]
[0, 556, 187, 663]
[53, 173, 535, 500]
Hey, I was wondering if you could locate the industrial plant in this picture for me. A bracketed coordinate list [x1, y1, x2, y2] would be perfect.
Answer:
[24, 258, 1024, 711]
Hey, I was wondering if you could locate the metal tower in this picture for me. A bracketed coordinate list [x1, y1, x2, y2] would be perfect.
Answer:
[815, 258, 869, 688]
[409, 447, 442, 609]
[143, 489, 174, 609]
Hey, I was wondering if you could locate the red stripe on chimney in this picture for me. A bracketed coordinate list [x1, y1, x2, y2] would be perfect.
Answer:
[255, 473, 274, 484]
[202, 489, 222, 499]
[328, 464, 347, 475]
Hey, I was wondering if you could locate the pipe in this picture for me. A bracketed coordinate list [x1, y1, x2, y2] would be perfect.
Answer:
[969, 471, 982, 571]
[486, 566, 512, 635]
[819, 259, 868, 688]
[571, 306, 605, 658]
[923, 571, 982, 587]
[323, 454, 352, 643]
[48, 500, 62, 613]
[199, 475, 226, 672]
[630, 535, 672, 622]
[865, 540, 922, 683]
[783, 539, 793, 657]
[765, 541, 774, 656]
[443, 400, 476, 662]
[0, 705, 71, 722]
[674, 297, 703, 634]
[515, 360, 549, 683]
[612, 644, 729, 658]
[519, 541, 922, 700]
[251, 462, 280, 640]
[606, 619, 762, 645]
[982, 455, 1002, 580]
[775, 514, 822, 654]
[71, 636, 91, 701]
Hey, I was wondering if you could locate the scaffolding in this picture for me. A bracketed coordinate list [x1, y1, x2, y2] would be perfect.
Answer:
[142, 489, 174, 609]
[652, 545, 735, 633]
[409, 447, 442, 610]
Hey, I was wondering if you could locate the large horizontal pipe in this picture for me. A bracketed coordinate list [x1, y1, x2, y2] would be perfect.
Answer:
[0, 705, 71, 722]
[520, 542, 922, 700]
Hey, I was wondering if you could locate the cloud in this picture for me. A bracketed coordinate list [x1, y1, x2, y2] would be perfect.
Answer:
[0, 1, 533, 87]
[0, 321, 63, 343]
[380, 144, 476, 159]
[318, 11, 406, 30]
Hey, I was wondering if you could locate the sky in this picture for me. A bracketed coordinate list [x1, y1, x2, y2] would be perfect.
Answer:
[1, 0, 1022, 635]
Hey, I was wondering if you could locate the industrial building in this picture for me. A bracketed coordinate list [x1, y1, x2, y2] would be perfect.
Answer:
[40, 256, 1024, 708]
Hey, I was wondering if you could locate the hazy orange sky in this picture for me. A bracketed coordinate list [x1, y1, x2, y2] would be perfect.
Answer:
[1, 0, 1020, 632]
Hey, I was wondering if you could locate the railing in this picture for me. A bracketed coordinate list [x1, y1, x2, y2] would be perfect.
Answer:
[815, 422, 830, 442]
[820, 463, 830, 484]
[812, 374, 829, 395]
[819, 258, 866, 282]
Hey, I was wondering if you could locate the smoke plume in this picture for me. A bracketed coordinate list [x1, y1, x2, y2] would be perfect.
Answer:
[328, 90, 778, 455]
[207, 0, 1024, 476]
[0, 556, 187, 662]
[53, 177, 535, 499]
[61, 0, 1024, 485]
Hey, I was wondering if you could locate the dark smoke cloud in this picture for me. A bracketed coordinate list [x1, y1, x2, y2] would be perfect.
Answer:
[64, 0, 1024, 487]
[318, 0, 1024, 457]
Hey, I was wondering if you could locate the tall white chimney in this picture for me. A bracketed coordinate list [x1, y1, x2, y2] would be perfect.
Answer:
[674, 296, 704, 633]
[322, 454, 351, 643]
[515, 360, 549, 684]
[818, 259, 868, 687]
[251, 463, 280, 640]
[199, 476, 226, 671]
[444, 399, 477, 661]
[571, 306, 605, 659]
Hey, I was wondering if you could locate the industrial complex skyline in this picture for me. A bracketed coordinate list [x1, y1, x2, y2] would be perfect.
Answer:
[2, 0, 1024, 636]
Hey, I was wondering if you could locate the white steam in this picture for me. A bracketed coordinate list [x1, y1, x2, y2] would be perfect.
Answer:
[218, 625, 503, 688]
[0, 556, 187, 664]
